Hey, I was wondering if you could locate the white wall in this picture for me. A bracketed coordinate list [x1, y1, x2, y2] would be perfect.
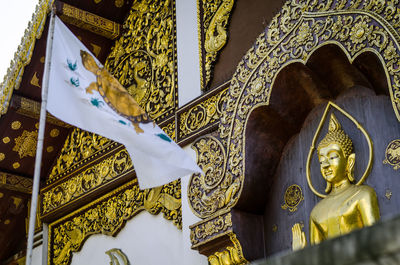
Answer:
[181, 146, 208, 264]
[31, 244, 42, 265]
[176, 0, 202, 107]
[71, 211, 183, 265]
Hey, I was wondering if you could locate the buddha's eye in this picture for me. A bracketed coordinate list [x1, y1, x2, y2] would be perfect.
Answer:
[329, 153, 339, 160]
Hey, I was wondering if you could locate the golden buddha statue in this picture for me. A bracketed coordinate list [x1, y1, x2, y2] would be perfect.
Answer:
[292, 113, 380, 250]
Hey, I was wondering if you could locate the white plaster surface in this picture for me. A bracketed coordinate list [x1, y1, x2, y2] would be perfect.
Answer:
[176, 0, 202, 107]
[31, 244, 42, 265]
[70, 211, 182, 265]
[181, 146, 208, 265]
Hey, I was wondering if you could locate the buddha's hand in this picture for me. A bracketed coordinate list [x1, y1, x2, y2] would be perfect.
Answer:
[292, 223, 307, 251]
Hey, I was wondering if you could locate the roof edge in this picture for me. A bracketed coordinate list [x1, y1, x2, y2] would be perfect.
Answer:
[0, 0, 54, 117]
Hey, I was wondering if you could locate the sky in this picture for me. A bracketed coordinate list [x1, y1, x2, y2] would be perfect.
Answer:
[0, 0, 39, 80]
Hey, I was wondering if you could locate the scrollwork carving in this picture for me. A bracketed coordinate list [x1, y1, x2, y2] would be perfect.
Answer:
[105, 0, 178, 120]
[49, 179, 181, 265]
[218, 0, 400, 211]
[178, 87, 228, 141]
[188, 136, 239, 219]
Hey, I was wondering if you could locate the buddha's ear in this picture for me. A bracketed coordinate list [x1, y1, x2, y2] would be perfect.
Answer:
[347, 153, 356, 182]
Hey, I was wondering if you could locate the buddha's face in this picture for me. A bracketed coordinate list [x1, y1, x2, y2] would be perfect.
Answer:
[318, 143, 348, 184]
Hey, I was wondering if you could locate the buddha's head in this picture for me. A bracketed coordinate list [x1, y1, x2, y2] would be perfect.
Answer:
[80, 50, 100, 74]
[317, 113, 355, 193]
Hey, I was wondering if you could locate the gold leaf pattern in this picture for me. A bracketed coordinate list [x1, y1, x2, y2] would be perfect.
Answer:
[13, 130, 38, 158]
[199, 0, 235, 90]
[42, 148, 133, 215]
[105, 0, 178, 120]
[47, 128, 113, 184]
[178, 87, 228, 141]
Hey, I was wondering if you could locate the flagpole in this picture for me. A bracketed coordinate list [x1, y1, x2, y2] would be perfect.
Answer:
[25, 7, 56, 265]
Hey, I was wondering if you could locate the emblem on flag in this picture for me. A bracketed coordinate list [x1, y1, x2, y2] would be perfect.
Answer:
[80, 50, 152, 134]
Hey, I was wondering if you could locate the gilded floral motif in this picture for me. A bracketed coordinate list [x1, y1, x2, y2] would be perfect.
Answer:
[13, 130, 38, 158]
[42, 148, 132, 216]
[188, 136, 242, 219]
[178, 88, 228, 141]
[105, 0, 178, 120]
[48, 128, 113, 184]
[350, 19, 371, 44]
[190, 211, 232, 247]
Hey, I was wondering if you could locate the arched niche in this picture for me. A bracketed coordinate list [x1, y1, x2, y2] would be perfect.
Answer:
[239, 44, 388, 214]
[232, 44, 398, 259]
[189, 1, 400, 263]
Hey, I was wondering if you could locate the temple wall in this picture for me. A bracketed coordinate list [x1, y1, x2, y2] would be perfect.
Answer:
[70, 212, 182, 265]
[176, 0, 201, 107]
[181, 146, 208, 264]
[32, 245, 43, 265]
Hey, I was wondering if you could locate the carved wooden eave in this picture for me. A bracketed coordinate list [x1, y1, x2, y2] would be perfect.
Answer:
[55, 2, 121, 40]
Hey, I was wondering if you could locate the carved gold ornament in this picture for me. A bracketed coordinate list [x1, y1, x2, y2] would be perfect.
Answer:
[0, 172, 33, 194]
[2, 137, 10, 144]
[306, 102, 373, 198]
[60, 3, 120, 39]
[199, 0, 235, 89]
[50, 129, 59, 138]
[30, 72, 41, 88]
[281, 184, 303, 212]
[13, 130, 38, 159]
[11, 121, 21, 130]
[188, 136, 235, 219]
[190, 211, 232, 248]
[105, 0, 178, 120]
[383, 139, 400, 170]
[218, 0, 400, 210]
[0, 153, 4, 162]
[42, 148, 133, 216]
[48, 128, 113, 183]
[161, 119, 176, 141]
[178, 87, 228, 141]
[48, 179, 181, 265]
[208, 233, 248, 265]
[105, 249, 130, 265]
[13, 162, 20, 169]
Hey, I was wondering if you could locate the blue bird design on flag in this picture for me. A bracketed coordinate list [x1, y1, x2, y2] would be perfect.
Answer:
[70, 77, 80, 87]
[67, 59, 77, 71]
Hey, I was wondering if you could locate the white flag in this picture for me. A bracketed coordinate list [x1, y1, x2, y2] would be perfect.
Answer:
[46, 17, 201, 189]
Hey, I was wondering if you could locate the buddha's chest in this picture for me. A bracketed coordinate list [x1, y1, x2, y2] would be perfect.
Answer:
[312, 189, 363, 237]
